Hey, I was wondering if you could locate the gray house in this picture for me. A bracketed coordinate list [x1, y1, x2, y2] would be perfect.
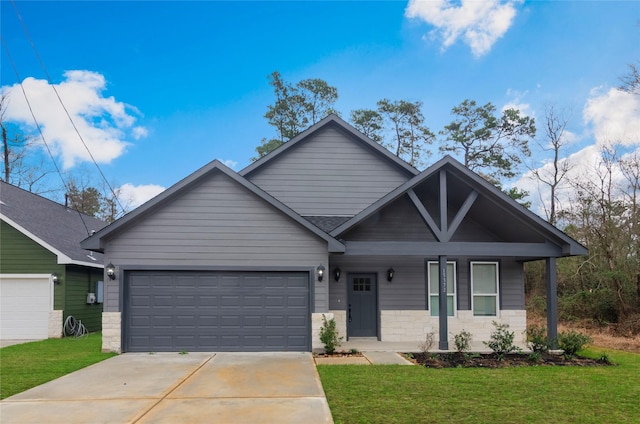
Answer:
[1, 182, 107, 340]
[82, 115, 586, 353]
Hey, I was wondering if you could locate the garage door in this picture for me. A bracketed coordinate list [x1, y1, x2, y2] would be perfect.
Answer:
[0, 275, 52, 340]
[124, 271, 310, 352]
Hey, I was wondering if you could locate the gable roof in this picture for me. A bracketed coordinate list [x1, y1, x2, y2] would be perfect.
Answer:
[330, 156, 587, 258]
[239, 114, 420, 177]
[81, 160, 345, 253]
[0, 181, 106, 268]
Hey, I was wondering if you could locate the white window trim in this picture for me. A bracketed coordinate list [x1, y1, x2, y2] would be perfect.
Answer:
[427, 261, 457, 317]
[470, 261, 500, 317]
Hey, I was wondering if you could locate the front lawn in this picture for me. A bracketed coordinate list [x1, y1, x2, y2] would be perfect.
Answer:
[318, 348, 640, 424]
[0, 333, 116, 399]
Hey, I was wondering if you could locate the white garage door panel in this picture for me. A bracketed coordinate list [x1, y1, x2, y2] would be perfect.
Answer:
[0, 276, 52, 340]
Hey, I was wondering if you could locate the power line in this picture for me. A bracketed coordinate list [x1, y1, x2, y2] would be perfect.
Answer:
[1, 35, 91, 235]
[9, 0, 127, 217]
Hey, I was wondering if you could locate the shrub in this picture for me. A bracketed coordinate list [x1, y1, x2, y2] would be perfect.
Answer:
[418, 332, 436, 354]
[558, 330, 592, 358]
[526, 325, 549, 353]
[453, 330, 472, 353]
[484, 321, 520, 359]
[319, 314, 343, 354]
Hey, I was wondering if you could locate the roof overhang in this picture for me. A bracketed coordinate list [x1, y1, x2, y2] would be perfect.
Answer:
[331, 156, 587, 259]
[1, 214, 104, 268]
[81, 160, 345, 254]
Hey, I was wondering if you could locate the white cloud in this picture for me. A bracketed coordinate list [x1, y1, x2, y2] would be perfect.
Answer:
[222, 159, 238, 169]
[1, 70, 148, 169]
[117, 183, 165, 209]
[583, 87, 640, 148]
[518, 87, 640, 219]
[503, 89, 532, 117]
[405, 0, 521, 57]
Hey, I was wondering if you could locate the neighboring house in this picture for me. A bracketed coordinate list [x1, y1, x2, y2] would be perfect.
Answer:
[0, 182, 107, 340]
[82, 115, 586, 353]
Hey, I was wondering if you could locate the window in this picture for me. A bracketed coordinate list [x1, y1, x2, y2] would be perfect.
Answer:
[428, 261, 456, 316]
[471, 262, 499, 316]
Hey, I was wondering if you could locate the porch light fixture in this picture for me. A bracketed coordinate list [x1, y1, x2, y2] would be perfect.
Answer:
[333, 267, 341, 282]
[387, 267, 395, 282]
[317, 265, 325, 282]
[106, 263, 116, 280]
[51, 273, 60, 285]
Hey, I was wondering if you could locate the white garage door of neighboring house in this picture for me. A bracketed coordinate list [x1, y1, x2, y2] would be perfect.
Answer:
[124, 271, 311, 352]
[0, 275, 53, 340]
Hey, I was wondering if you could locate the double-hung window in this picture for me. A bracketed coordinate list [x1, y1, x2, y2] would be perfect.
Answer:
[471, 261, 499, 316]
[428, 261, 456, 316]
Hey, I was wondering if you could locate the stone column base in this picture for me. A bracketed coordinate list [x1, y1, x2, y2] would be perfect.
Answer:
[101, 312, 122, 353]
[48, 310, 63, 338]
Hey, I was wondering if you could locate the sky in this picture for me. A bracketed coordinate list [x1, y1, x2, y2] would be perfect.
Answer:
[1, 0, 639, 217]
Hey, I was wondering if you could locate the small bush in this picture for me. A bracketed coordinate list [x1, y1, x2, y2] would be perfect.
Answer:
[484, 321, 520, 359]
[558, 330, 591, 358]
[453, 330, 472, 353]
[418, 332, 436, 354]
[319, 314, 343, 354]
[526, 325, 549, 353]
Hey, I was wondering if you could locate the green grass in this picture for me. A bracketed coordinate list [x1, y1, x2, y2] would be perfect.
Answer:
[318, 348, 640, 424]
[0, 333, 116, 399]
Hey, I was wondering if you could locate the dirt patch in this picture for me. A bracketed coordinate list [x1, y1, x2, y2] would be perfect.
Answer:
[528, 314, 640, 353]
[406, 351, 614, 368]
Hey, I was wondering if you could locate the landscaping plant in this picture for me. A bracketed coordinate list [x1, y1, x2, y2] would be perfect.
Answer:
[526, 324, 549, 353]
[484, 321, 520, 359]
[319, 314, 343, 354]
[558, 329, 592, 358]
[453, 329, 472, 353]
[418, 332, 436, 354]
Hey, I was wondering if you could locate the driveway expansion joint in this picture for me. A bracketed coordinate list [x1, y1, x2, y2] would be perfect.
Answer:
[129, 354, 216, 423]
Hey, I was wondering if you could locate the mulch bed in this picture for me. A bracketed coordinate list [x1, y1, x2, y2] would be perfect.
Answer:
[406, 352, 614, 368]
[314, 350, 364, 358]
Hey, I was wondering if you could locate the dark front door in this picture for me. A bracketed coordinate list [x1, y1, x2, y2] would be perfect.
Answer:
[347, 273, 377, 337]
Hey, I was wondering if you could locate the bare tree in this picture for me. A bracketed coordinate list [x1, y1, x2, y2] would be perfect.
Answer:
[0, 93, 55, 193]
[529, 105, 572, 225]
[619, 62, 640, 96]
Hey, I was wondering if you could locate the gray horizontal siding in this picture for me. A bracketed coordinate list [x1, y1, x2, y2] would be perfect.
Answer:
[328, 256, 525, 313]
[499, 259, 525, 310]
[103, 171, 328, 313]
[246, 126, 412, 216]
[343, 195, 436, 241]
[329, 256, 426, 311]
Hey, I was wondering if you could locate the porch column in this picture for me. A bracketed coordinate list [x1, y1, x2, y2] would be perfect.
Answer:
[546, 257, 558, 349]
[438, 255, 449, 350]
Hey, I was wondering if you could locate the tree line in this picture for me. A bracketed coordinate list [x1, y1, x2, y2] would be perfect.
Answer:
[256, 71, 535, 202]
[256, 67, 640, 334]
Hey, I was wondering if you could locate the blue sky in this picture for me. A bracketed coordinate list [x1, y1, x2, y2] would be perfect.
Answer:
[1, 0, 639, 213]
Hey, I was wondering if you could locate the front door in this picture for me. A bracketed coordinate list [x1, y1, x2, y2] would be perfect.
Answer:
[347, 273, 378, 337]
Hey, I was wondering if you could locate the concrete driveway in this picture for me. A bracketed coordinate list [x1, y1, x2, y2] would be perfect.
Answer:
[0, 352, 333, 424]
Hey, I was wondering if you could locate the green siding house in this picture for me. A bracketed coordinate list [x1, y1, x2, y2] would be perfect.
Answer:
[0, 182, 107, 341]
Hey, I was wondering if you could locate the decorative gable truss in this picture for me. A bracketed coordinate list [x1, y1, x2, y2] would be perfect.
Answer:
[328, 156, 586, 350]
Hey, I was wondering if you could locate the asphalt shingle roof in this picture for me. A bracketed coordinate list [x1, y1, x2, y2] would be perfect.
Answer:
[0, 181, 106, 267]
[303, 216, 353, 233]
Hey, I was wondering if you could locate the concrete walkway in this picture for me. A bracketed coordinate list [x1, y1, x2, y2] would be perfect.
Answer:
[0, 352, 333, 424]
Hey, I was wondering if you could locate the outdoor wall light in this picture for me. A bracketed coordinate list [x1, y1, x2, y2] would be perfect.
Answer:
[387, 267, 395, 282]
[51, 273, 60, 285]
[106, 263, 116, 280]
[333, 267, 342, 282]
[317, 265, 325, 282]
